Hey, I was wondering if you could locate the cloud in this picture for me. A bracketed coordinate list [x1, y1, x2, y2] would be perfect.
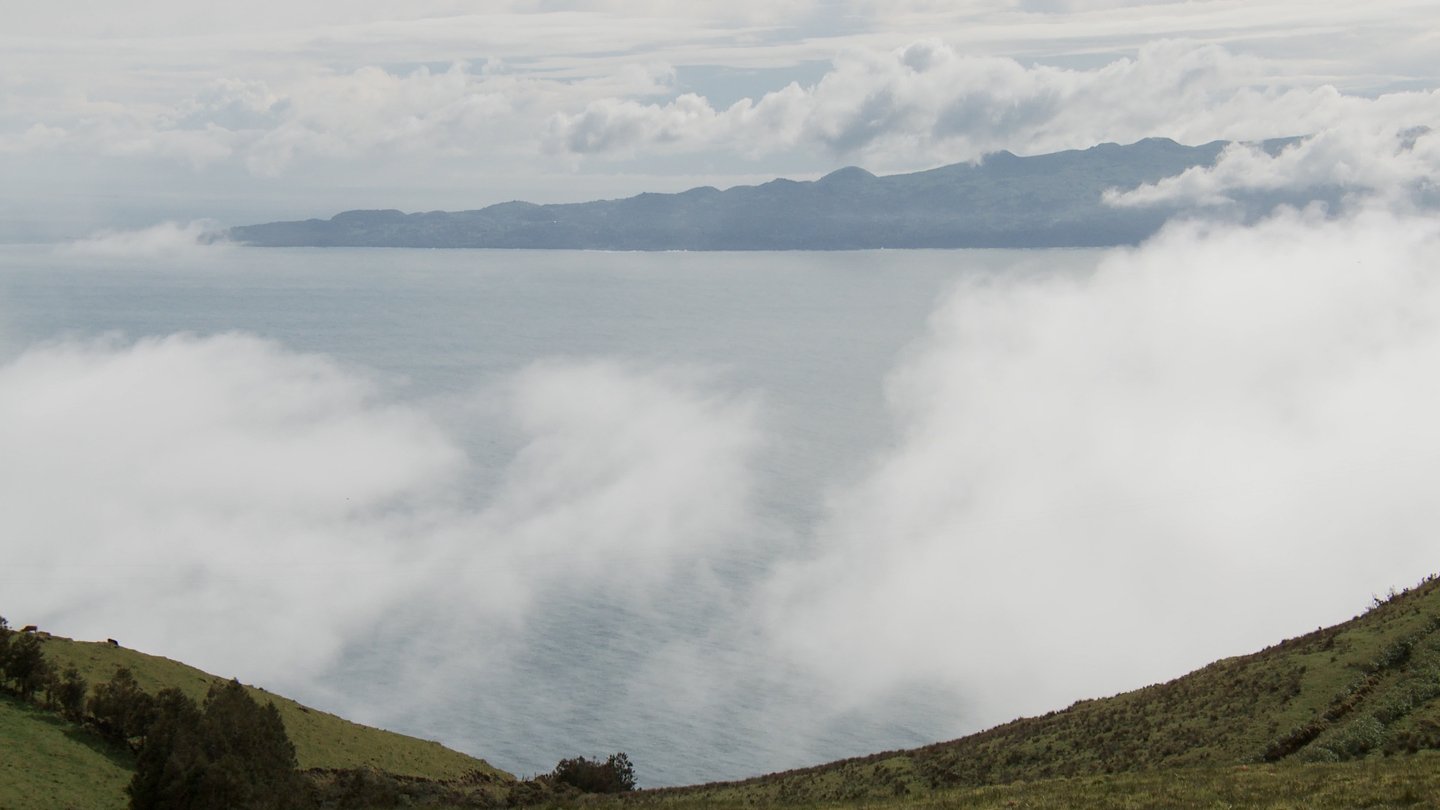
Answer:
[760, 204, 1440, 727]
[546, 39, 1440, 174]
[11, 203, 1440, 784]
[60, 221, 230, 259]
[1107, 122, 1440, 207]
[0, 335, 764, 782]
[0, 333, 461, 677]
[4, 2, 1438, 227]
[12, 34, 1438, 187]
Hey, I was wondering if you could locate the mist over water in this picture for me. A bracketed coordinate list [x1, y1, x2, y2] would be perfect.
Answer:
[3, 220, 1439, 786]
[0, 247, 1014, 783]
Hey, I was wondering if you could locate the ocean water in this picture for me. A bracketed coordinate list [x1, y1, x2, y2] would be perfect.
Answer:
[0, 244, 1093, 785]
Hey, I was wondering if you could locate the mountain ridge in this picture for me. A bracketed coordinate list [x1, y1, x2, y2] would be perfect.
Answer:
[227, 137, 1326, 251]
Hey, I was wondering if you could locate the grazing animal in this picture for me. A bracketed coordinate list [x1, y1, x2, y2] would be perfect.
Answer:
[20, 625, 37, 633]
[107, 638, 120, 647]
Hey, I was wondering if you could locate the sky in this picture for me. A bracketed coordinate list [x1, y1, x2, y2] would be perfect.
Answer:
[2, 0, 1439, 239]
[5, 0, 1440, 788]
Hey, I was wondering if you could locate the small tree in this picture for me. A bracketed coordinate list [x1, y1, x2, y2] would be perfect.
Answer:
[551, 752, 637, 793]
[0, 616, 11, 678]
[4, 632, 50, 700]
[43, 662, 88, 717]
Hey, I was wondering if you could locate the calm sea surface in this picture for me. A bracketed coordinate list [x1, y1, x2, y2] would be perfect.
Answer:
[0, 245, 1093, 784]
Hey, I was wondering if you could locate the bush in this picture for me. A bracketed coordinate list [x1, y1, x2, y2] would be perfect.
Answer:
[1331, 715, 1387, 759]
[550, 752, 636, 793]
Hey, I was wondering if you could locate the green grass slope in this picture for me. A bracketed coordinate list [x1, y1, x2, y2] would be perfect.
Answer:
[7, 575, 1438, 809]
[36, 636, 511, 782]
[642, 575, 1440, 806]
[623, 755, 1440, 810]
[0, 693, 132, 810]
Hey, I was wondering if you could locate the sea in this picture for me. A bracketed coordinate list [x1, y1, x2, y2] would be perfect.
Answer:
[0, 244, 1094, 785]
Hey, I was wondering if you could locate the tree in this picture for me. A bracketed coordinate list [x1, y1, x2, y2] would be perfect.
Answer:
[48, 666, 89, 721]
[3, 631, 50, 700]
[128, 679, 302, 810]
[0, 616, 11, 678]
[90, 667, 157, 748]
[129, 689, 205, 810]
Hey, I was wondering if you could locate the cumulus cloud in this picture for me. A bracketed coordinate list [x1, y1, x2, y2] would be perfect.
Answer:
[12, 36, 1438, 187]
[7, 20, 1438, 216]
[547, 39, 1440, 172]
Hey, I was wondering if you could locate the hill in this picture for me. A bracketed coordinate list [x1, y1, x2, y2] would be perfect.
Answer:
[0, 691, 133, 808]
[5, 574, 1439, 808]
[226, 137, 1330, 250]
[633, 574, 1440, 806]
[1, 632, 510, 809]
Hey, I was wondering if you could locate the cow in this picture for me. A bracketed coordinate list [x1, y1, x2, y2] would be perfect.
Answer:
[107, 638, 120, 647]
[20, 625, 37, 633]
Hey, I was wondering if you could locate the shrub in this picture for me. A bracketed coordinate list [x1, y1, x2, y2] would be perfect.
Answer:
[51, 666, 88, 721]
[1331, 715, 1386, 759]
[550, 752, 636, 793]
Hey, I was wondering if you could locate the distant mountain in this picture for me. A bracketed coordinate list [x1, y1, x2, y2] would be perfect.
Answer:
[227, 137, 1328, 250]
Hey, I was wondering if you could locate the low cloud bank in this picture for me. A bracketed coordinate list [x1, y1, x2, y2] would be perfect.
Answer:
[60, 221, 228, 258]
[763, 204, 1440, 728]
[1107, 124, 1440, 208]
[7, 203, 1440, 784]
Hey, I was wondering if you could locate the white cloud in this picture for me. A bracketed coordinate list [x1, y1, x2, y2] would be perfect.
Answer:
[1107, 122, 1440, 207]
[60, 221, 229, 258]
[11, 204, 1440, 783]
[761, 204, 1440, 726]
[546, 39, 1440, 174]
[0, 334, 461, 677]
[0, 338, 761, 741]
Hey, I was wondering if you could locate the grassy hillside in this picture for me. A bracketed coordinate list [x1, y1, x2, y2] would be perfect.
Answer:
[5, 574, 1438, 809]
[0, 693, 132, 809]
[638, 575, 1440, 806]
[2, 633, 511, 808]
[619, 755, 1440, 810]
[39, 636, 509, 781]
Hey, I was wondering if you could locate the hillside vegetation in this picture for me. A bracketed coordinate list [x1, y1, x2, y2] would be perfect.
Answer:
[4, 573, 1439, 808]
[40, 637, 507, 780]
[0, 692, 133, 808]
[636, 575, 1440, 806]
[0, 630, 510, 809]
